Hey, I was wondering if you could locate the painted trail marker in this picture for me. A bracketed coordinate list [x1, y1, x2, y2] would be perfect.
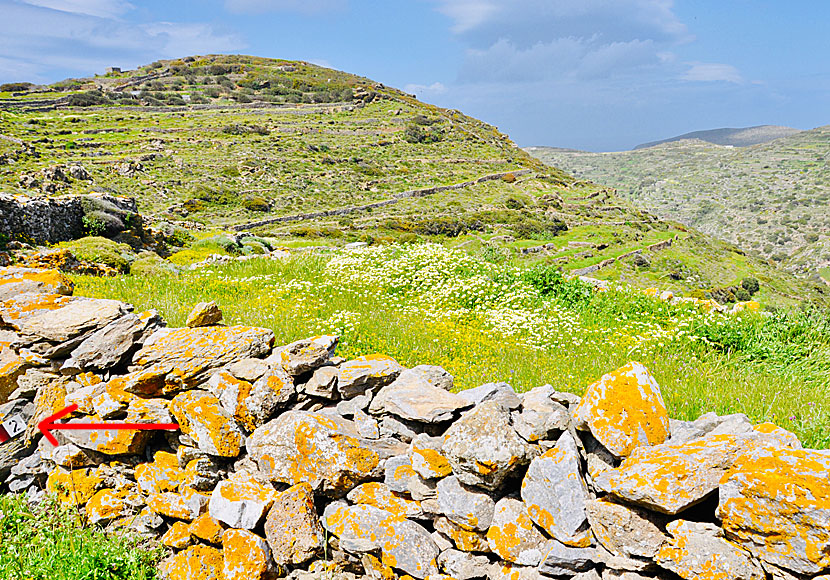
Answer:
[37, 404, 180, 446]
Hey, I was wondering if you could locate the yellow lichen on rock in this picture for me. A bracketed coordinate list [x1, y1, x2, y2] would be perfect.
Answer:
[135, 451, 185, 494]
[86, 486, 141, 525]
[158, 544, 223, 580]
[189, 513, 226, 545]
[46, 467, 103, 506]
[162, 521, 194, 550]
[222, 528, 277, 580]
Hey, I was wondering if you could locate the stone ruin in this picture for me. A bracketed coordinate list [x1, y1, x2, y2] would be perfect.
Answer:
[0, 265, 828, 580]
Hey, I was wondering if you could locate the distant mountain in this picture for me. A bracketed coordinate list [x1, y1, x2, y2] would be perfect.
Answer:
[635, 125, 802, 149]
[527, 126, 830, 278]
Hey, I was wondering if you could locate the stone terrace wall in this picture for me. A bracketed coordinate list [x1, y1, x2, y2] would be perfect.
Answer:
[0, 265, 828, 580]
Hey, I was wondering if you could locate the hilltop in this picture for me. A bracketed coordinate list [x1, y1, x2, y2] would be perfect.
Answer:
[527, 126, 830, 281]
[634, 124, 803, 149]
[0, 55, 827, 306]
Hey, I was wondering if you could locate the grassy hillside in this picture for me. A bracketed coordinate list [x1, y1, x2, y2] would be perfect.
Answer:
[634, 125, 802, 149]
[1, 55, 827, 307]
[527, 126, 830, 279]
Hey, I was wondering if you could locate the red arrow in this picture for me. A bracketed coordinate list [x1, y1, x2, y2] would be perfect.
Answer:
[38, 404, 179, 446]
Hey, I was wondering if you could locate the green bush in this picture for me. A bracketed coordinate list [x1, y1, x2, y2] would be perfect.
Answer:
[512, 217, 567, 239]
[741, 277, 761, 295]
[66, 90, 110, 107]
[58, 236, 134, 272]
[521, 265, 593, 308]
[735, 288, 752, 302]
[403, 123, 443, 144]
[192, 235, 242, 255]
[242, 196, 270, 212]
[130, 254, 178, 277]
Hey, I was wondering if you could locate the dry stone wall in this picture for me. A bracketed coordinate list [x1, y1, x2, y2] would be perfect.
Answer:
[0, 265, 828, 580]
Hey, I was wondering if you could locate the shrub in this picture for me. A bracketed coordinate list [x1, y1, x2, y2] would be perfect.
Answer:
[192, 235, 242, 255]
[502, 173, 517, 184]
[521, 265, 593, 308]
[504, 195, 525, 209]
[403, 123, 443, 144]
[66, 90, 110, 107]
[741, 277, 761, 295]
[512, 217, 567, 239]
[222, 124, 268, 136]
[130, 254, 178, 277]
[57, 236, 134, 272]
[242, 196, 270, 212]
[0, 82, 34, 92]
[735, 288, 752, 302]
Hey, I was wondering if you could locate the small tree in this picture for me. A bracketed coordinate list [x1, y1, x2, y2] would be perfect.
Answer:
[741, 277, 760, 295]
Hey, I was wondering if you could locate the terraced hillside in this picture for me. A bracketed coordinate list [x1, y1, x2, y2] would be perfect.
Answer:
[1, 55, 827, 306]
[527, 127, 830, 279]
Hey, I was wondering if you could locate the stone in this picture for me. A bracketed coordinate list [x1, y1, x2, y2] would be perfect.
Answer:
[336, 393, 372, 417]
[408, 364, 454, 391]
[228, 357, 269, 382]
[369, 369, 469, 423]
[135, 451, 185, 494]
[432, 531, 454, 552]
[182, 457, 224, 491]
[442, 401, 530, 488]
[436, 475, 495, 532]
[132, 325, 275, 389]
[48, 443, 96, 468]
[302, 366, 339, 399]
[186, 301, 223, 328]
[171, 390, 244, 457]
[126, 507, 165, 537]
[486, 498, 548, 566]
[385, 454, 420, 493]
[46, 466, 103, 506]
[60, 310, 163, 375]
[86, 486, 142, 525]
[434, 516, 490, 552]
[91, 389, 128, 419]
[347, 482, 423, 518]
[512, 385, 570, 443]
[337, 354, 403, 398]
[655, 520, 764, 580]
[585, 498, 667, 560]
[537, 540, 597, 576]
[0, 267, 74, 302]
[209, 475, 277, 530]
[10, 368, 55, 400]
[323, 503, 439, 578]
[487, 561, 544, 580]
[0, 347, 28, 403]
[126, 397, 173, 424]
[456, 383, 520, 410]
[189, 513, 226, 544]
[667, 412, 753, 445]
[573, 362, 670, 458]
[148, 487, 209, 521]
[521, 430, 590, 546]
[363, 553, 397, 580]
[59, 416, 151, 455]
[247, 410, 405, 493]
[271, 335, 338, 375]
[354, 409, 380, 439]
[717, 445, 830, 575]
[14, 297, 127, 344]
[223, 528, 278, 580]
[595, 432, 799, 515]
[409, 434, 452, 479]
[208, 368, 294, 432]
[379, 415, 420, 442]
[162, 521, 195, 550]
[158, 545, 223, 580]
[437, 549, 491, 580]
[265, 482, 325, 566]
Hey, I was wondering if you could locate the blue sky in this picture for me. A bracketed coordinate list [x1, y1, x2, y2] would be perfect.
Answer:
[1, 0, 827, 151]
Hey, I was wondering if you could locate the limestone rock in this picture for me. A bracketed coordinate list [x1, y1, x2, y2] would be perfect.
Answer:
[337, 354, 403, 398]
[148, 487, 210, 521]
[586, 498, 667, 560]
[265, 482, 325, 566]
[186, 301, 223, 328]
[435, 516, 490, 553]
[537, 540, 597, 576]
[437, 549, 491, 580]
[443, 401, 530, 488]
[171, 390, 244, 457]
[209, 475, 277, 529]
[208, 367, 294, 432]
[132, 325, 274, 389]
[323, 503, 439, 578]
[656, 520, 764, 580]
[189, 513, 226, 545]
[60, 416, 151, 455]
[135, 451, 185, 494]
[486, 498, 548, 566]
[521, 430, 590, 546]
[0, 347, 28, 403]
[46, 466, 103, 505]
[302, 366, 339, 399]
[385, 454, 423, 494]
[408, 365, 454, 391]
[512, 385, 570, 443]
[86, 486, 142, 525]
[667, 412, 753, 445]
[227, 357, 269, 382]
[14, 296, 127, 345]
[409, 434, 452, 479]
[247, 410, 405, 493]
[162, 521, 194, 550]
[436, 475, 495, 532]
[0, 267, 74, 302]
[717, 446, 830, 575]
[369, 369, 469, 423]
[456, 382, 520, 410]
[347, 482, 423, 518]
[487, 561, 544, 580]
[573, 362, 670, 458]
[595, 432, 799, 515]
[158, 544, 223, 580]
[223, 528, 278, 580]
[271, 335, 338, 376]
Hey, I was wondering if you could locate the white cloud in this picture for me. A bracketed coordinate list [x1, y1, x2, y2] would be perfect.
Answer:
[434, 0, 498, 33]
[19, 0, 132, 18]
[224, 0, 345, 14]
[681, 62, 743, 83]
[403, 81, 447, 95]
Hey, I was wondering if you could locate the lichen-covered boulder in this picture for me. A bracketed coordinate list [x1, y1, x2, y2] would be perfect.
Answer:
[0, 347, 27, 403]
[185, 301, 223, 328]
[247, 411, 405, 493]
[443, 401, 530, 488]
[409, 434, 452, 479]
[0, 267, 74, 302]
[59, 416, 151, 456]
[717, 446, 830, 575]
[434, 516, 490, 553]
[347, 482, 423, 518]
[595, 432, 799, 515]
[436, 475, 495, 532]
[189, 513, 226, 545]
[537, 541, 596, 577]
[301, 366, 339, 399]
[46, 466, 103, 506]
[162, 521, 194, 550]
[265, 482, 325, 566]
[222, 528, 278, 580]
[171, 390, 244, 458]
[270, 335, 338, 376]
[573, 362, 670, 458]
[512, 385, 570, 443]
[132, 325, 274, 389]
[11, 296, 127, 346]
[656, 520, 764, 580]
[148, 487, 209, 521]
[437, 549, 492, 580]
[158, 544, 223, 580]
[521, 431, 590, 547]
[456, 382, 520, 410]
[208, 368, 294, 432]
[86, 485, 143, 525]
[369, 369, 469, 423]
[486, 498, 549, 566]
[209, 475, 277, 530]
[337, 354, 403, 398]
[585, 498, 667, 559]
[323, 503, 439, 579]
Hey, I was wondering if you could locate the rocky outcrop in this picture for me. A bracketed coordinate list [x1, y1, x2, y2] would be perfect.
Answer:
[0, 264, 827, 580]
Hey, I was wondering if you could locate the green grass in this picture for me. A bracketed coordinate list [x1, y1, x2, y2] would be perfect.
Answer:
[0, 495, 161, 580]
[71, 245, 830, 448]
